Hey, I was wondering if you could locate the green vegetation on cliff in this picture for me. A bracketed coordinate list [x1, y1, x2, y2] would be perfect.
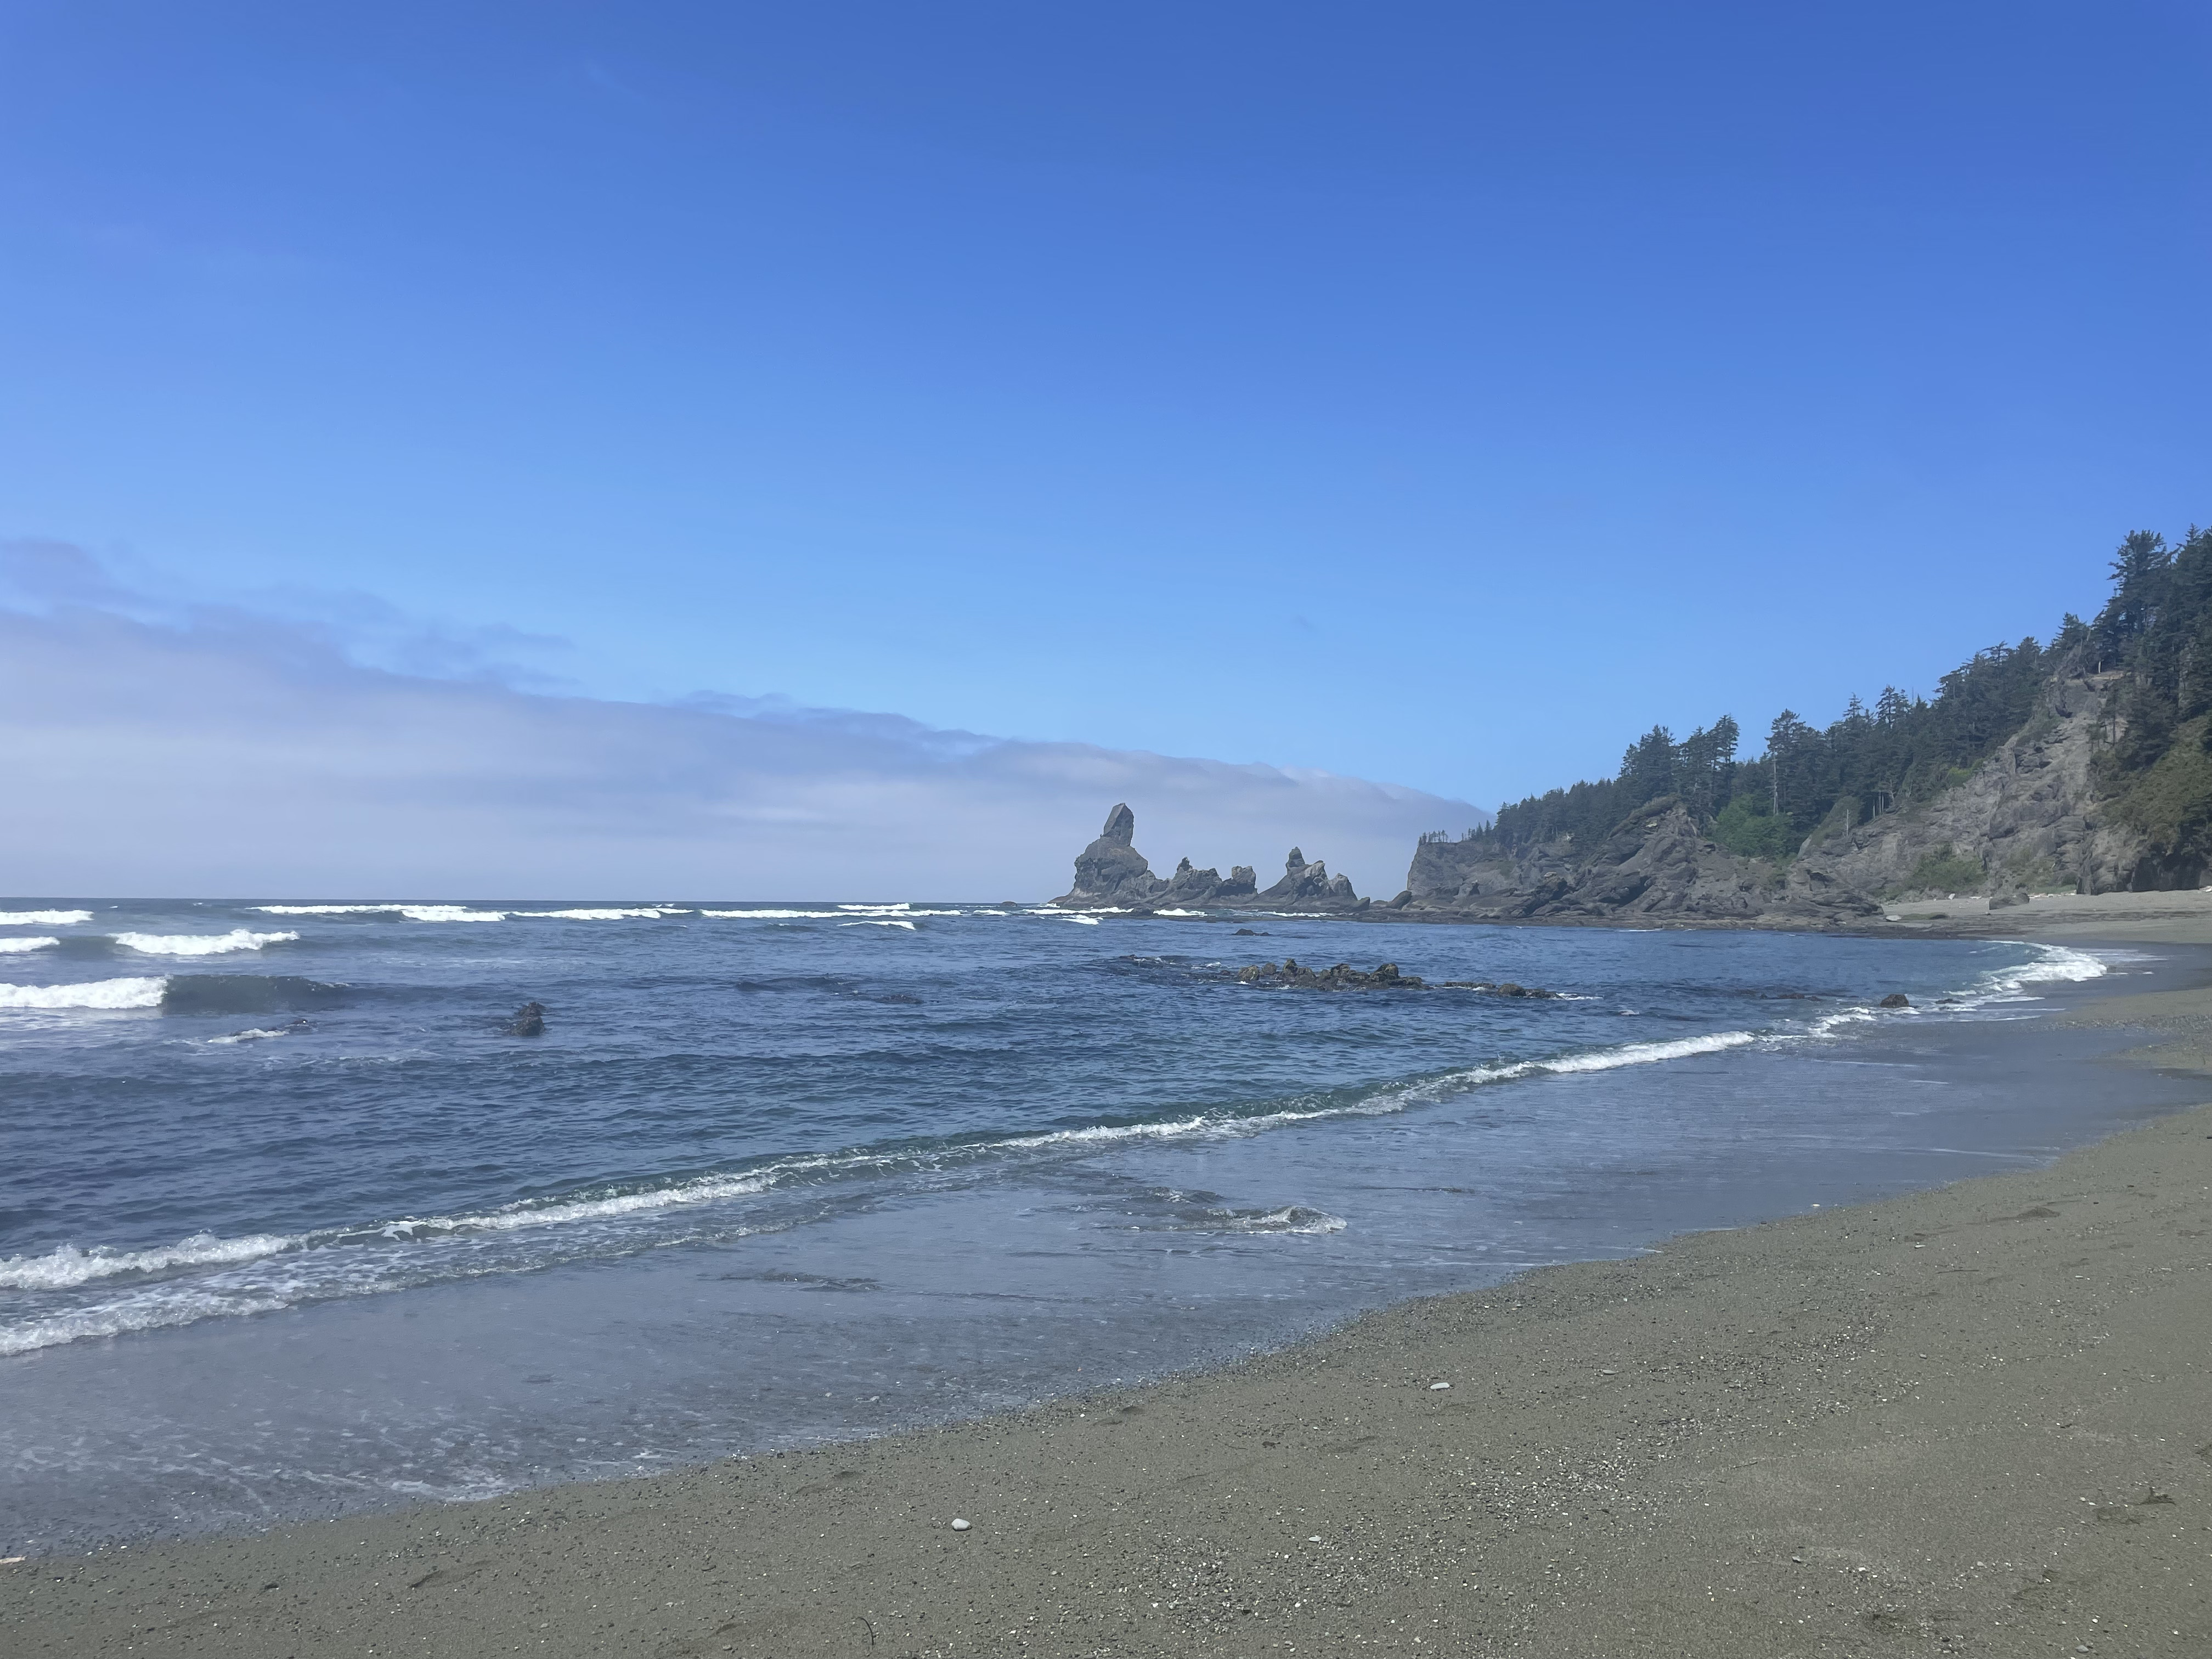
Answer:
[2090, 528, 2212, 878]
[1470, 526, 2208, 871]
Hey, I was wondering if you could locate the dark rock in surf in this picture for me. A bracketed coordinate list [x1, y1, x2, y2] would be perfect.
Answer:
[1237, 958, 1424, 991]
[1878, 992, 1911, 1008]
[505, 1001, 546, 1036]
[1440, 980, 1564, 998]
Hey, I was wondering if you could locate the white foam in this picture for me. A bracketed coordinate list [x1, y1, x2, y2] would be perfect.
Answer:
[514, 908, 687, 920]
[701, 907, 842, 919]
[1220, 1205, 1347, 1234]
[840, 918, 918, 929]
[207, 1027, 293, 1045]
[0, 976, 167, 1009]
[0, 1230, 294, 1289]
[252, 904, 505, 921]
[0, 936, 57, 953]
[0, 909, 92, 926]
[385, 1170, 786, 1239]
[0, 1289, 299, 1358]
[701, 907, 967, 919]
[0, 1020, 1786, 1355]
[1541, 1030, 1759, 1072]
[257, 903, 408, 914]
[113, 929, 298, 957]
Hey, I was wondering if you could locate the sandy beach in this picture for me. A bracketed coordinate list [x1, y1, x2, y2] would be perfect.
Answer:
[8, 905, 2210, 1657]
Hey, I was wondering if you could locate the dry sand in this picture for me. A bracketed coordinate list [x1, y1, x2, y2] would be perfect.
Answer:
[8, 921, 2211, 1657]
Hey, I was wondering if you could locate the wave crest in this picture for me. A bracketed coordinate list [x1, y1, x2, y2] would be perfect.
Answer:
[114, 929, 299, 957]
[0, 976, 166, 1009]
[0, 909, 92, 926]
[0, 1231, 295, 1290]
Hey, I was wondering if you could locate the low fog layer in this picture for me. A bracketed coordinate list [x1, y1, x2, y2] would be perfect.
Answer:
[1, 550, 1484, 900]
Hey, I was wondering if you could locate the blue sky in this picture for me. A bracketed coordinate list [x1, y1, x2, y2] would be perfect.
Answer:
[3, 1, 2208, 820]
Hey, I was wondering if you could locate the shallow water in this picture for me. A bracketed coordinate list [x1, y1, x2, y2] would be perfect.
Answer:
[0, 899, 2195, 1551]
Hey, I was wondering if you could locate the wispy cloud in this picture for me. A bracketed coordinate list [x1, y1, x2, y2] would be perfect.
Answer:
[0, 543, 1484, 899]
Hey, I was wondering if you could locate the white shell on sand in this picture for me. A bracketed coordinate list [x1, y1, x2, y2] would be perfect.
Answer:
[950, 1518, 971, 1531]
[1429, 1381, 1451, 1390]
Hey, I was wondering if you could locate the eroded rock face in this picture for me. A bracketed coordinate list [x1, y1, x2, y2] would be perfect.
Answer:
[1398, 800, 1867, 929]
[1791, 673, 2156, 896]
[1257, 848, 1359, 907]
[1396, 802, 1878, 927]
[1050, 808, 1359, 911]
[1056, 802, 1171, 906]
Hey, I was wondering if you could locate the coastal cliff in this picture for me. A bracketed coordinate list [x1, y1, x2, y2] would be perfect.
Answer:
[1051, 528, 2209, 929]
[1397, 527, 2211, 927]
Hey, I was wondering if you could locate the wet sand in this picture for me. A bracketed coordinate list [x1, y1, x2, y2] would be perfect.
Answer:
[8, 936, 2211, 1656]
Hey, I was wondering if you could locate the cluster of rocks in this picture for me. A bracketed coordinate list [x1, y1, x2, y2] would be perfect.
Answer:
[1236, 958, 1421, 990]
[1053, 804, 1364, 912]
[1440, 979, 1562, 998]
[1232, 959, 1564, 997]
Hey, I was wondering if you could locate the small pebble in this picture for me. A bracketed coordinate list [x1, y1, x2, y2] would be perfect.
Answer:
[1429, 1381, 1450, 1390]
[950, 1518, 970, 1531]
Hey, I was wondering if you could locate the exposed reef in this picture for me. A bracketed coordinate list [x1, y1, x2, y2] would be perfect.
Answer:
[1236, 958, 1420, 990]
[1232, 958, 1565, 996]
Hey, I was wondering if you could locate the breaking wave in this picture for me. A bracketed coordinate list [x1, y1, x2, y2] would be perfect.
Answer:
[0, 1017, 1784, 1353]
[114, 929, 299, 957]
[0, 909, 93, 926]
[0, 977, 167, 1010]
[0, 936, 57, 953]
[514, 908, 688, 920]
[0, 1232, 294, 1290]
[256, 904, 504, 921]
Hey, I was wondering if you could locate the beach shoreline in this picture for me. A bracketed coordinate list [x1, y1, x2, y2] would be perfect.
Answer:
[7, 924, 2210, 1656]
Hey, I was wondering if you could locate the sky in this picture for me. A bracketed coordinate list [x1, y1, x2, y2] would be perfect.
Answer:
[2, 3, 2208, 891]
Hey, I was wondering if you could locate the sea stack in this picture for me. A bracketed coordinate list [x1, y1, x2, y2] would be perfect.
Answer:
[1049, 806, 1362, 912]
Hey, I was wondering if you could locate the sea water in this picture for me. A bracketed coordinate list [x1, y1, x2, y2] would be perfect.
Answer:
[0, 899, 2196, 1551]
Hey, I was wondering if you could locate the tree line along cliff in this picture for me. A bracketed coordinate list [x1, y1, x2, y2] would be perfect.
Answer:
[1406, 524, 2212, 924]
[1052, 525, 2212, 928]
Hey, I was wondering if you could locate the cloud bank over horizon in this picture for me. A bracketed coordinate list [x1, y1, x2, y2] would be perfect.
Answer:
[1, 545, 1486, 900]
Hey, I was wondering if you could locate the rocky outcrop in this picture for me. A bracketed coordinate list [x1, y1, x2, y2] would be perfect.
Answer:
[1237, 958, 1422, 990]
[1055, 803, 1171, 906]
[1394, 669, 2179, 928]
[1051, 806, 1362, 912]
[1256, 847, 1352, 907]
[1396, 800, 1878, 926]
[1789, 673, 2158, 898]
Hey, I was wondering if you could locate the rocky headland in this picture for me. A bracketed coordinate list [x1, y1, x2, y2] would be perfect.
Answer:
[1052, 525, 2212, 930]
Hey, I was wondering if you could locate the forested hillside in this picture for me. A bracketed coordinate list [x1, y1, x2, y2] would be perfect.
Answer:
[1462, 526, 2212, 884]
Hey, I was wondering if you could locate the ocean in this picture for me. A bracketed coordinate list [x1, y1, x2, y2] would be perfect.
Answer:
[0, 899, 2196, 1553]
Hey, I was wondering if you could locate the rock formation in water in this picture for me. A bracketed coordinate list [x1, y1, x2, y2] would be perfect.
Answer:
[1050, 805, 1362, 912]
[1237, 958, 1422, 990]
[1057, 803, 1170, 906]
